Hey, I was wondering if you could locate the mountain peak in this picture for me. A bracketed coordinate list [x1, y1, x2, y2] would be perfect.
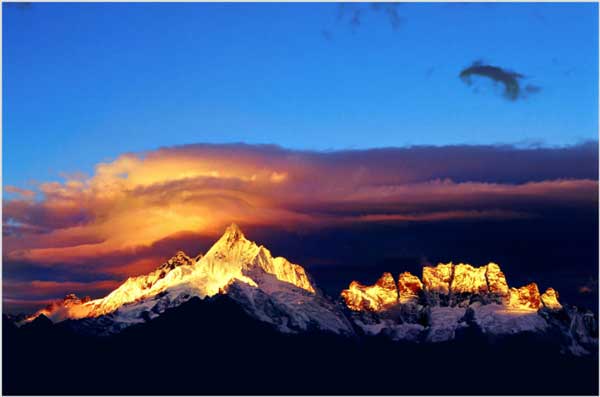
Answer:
[342, 262, 564, 312]
[157, 251, 194, 272]
[220, 223, 246, 244]
[341, 272, 398, 311]
[24, 313, 53, 330]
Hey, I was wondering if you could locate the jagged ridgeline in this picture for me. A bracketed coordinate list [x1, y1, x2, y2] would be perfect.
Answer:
[339, 263, 595, 353]
[15, 224, 598, 355]
[341, 262, 561, 310]
[19, 224, 352, 335]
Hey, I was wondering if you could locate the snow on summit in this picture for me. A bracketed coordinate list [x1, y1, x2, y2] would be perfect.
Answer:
[23, 224, 318, 325]
[18, 225, 597, 355]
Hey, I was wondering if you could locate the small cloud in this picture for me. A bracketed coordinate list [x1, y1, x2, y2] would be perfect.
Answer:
[59, 171, 89, 181]
[350, 8, 362, 30]
[522, 84, 542, 99]
[578, 278, 598, 295]
[5, 2, 32, 10]
[459, 61, 541, 101]
[371, 2, 402, 30]
[321, 29, 333, 41]
[578, 286, 592, 294]
[335, 3, 403, 32]
[425, 66, 436, 79]
[524, 84, 542, 94]
[5, 185, 36, 199]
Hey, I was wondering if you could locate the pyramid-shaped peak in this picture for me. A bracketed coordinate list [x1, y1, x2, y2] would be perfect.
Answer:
[171, 250, 191, 262]
[225, 222, 242, 233]
[376, 272, 396, 289]
[157, 250, 194, 272]
[29, 313, 53, 328]
[221, 223, 246, 242]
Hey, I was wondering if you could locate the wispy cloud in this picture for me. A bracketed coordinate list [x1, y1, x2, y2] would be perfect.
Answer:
[4, 185, 36, 199]
[324, 2, 402, 39]
[459, 61, 541, 101]
[3, 279, 120, 301]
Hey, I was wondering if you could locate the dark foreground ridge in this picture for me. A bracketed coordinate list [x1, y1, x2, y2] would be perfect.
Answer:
[4, 296, 599, 395]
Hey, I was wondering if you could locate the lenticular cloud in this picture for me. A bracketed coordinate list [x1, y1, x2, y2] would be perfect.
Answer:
[3, 142, 597, 277]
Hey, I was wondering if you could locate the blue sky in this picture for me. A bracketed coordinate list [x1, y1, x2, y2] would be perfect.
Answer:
[3, 2, 598, 187]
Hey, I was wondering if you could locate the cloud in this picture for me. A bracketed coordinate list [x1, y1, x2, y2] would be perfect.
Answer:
[5, 2, 33, 10]
[578, 286, 592, 294]
[3, 279, 121, 313]
[321, 29, 333, 41]
[335, 3, 402, 33]
[459, 61, 541, 101]
[4, 185, 36, 199]
[3, 142, 597, 305]
[524, 84, 542, 94]
[3, 279, 120, 301]
[577, 278, 598, 295]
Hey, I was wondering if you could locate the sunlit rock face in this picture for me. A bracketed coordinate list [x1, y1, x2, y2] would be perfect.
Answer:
[248, 247, 314, 293]
[343, 264, 565, 315]
[341, 273, 398, 312]
[422, 262, 509, 301]
[451, 264, 488, 294]
[419, 262, 514, 306]
[485, 263, 509, 297]
[449, 264, 491, 306]
[341, 271, 424, 311]
[23, 224, 317, 324]
[343, 262, 562, 314]
[341, 263, 591, 354]
[199, 223, 315, 295]
[508, 283, 542, 310]
[64, 293, 91, 305]
[397, 272, 423, 303]
[541, 288, 562, 310]
[23, 251, 199, 323]
[17, 239, 595, 355]
[88, 251, 197, 317]
[158, 251, 197, 273]
[422, 263, 454, 295]
[25, 294, 93, 324]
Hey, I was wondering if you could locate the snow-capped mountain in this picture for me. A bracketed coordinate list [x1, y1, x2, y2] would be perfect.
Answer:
[341, 263, 598, 355]
[22, 224, 353, 335]
[18, 225, 597, 356]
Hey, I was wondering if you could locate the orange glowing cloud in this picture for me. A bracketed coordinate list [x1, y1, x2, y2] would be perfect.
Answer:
[2, 279, 122, 313]
[4, 185, 36, 199]
[3, 142, 598, 284]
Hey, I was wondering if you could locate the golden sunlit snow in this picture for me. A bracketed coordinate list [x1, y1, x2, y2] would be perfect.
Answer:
[342, 262, 561, 313]
[24, 224, 315, 323]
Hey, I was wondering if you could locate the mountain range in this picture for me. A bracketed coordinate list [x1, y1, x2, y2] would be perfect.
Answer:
[5, 224, 599, 394]
[14, 224, 597, 354]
